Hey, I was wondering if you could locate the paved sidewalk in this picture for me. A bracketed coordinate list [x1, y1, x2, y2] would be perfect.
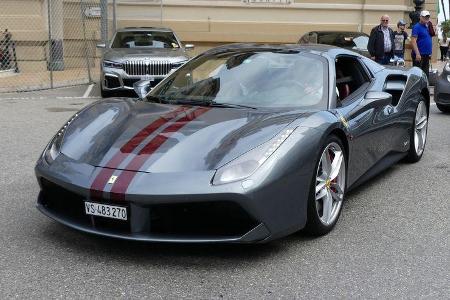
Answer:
[0, 68, 99, 93]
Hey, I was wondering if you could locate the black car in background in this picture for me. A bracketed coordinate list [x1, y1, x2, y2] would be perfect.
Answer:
[434, 62, 450, 113]
[299, 31, 370, 57]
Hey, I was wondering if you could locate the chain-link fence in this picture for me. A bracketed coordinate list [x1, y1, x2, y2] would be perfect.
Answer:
[0, 0, 166, 93]
[0, 0, 103, 93]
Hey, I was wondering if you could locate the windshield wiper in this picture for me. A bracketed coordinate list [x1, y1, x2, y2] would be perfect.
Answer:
[209, 102, 257, 110]
[163, 98, 257, 109]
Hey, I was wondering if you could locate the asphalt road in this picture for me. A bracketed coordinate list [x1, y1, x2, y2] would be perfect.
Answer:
[0, 85, 449, 299]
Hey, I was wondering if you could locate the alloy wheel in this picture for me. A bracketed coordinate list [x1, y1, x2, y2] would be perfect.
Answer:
[414, 101, 428, 156]
[315, 142, 346, 225]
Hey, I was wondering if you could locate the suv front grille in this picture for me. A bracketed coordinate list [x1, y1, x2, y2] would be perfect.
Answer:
[124, 60, 173, 76]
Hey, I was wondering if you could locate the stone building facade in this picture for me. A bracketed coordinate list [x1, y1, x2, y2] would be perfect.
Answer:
[0, 0, 439, 80]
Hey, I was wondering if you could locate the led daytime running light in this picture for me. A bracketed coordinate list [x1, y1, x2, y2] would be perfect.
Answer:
[258, 129, 294, 165]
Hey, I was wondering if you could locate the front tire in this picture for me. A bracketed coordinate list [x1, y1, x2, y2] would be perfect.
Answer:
[304, 135, 346, 236]
[405, 99, 428, 163]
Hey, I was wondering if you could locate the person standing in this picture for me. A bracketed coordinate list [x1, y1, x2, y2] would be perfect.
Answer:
[393, 20, 409, 59]
[439, 35, 449, 61]
[411, 10, 434, 78]
[368, 15, 395, 65]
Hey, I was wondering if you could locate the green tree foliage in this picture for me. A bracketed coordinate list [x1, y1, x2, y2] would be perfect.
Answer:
[441, 20, 450, 38]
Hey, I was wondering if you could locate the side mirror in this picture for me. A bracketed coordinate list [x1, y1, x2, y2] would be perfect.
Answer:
[96, 43, 106, 49]
[362, 91, 392, 109]
[185, 44, 194, 51]
[133, 80, 152, 99]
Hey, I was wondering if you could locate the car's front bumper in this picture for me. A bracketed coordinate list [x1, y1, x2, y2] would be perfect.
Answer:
[35, 154, 310, 243]
[434, 74, 450, 106]
[101, 67, 167, 92]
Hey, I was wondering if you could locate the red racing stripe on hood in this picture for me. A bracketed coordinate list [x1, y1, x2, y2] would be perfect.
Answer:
[109, 107, 211, 201]
[89, 106, 189, 200]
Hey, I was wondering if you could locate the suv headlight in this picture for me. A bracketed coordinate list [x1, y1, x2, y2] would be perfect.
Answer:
[212, 128, 295, 185]
[44, 113, 78, 164]
[102, 60, 123, 69]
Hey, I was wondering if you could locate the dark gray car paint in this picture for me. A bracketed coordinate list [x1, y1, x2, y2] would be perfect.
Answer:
[434, 64, 450, 108]
[35, 44, 429, 243]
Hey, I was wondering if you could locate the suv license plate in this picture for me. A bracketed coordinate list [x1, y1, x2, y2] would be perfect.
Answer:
[85, 201, 127, 221]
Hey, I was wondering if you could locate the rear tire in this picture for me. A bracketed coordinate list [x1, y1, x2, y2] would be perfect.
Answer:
[405, 98, 428, 163]
[304, 135, 346, 236]
[436, 103, 450, 113]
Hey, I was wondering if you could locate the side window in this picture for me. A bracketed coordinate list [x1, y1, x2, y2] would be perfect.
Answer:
[335, 56, 371, 105]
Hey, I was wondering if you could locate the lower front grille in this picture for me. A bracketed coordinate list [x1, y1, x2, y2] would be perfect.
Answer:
[38, 178, 258, 239]
[124, 60, 172, 76]
[39, 178, 130, 233]
[122, 78, 140, 87]
[104, 75, 121, 88]
[123, 78, 163, 88]
[149, 202, 258, 237]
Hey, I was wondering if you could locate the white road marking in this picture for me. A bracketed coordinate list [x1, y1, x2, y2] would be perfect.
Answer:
[82, 84, 95, 98]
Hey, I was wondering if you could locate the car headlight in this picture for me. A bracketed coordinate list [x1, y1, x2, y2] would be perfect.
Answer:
[212, 128, 295, 185]
[44, 113, 78, 164]
[102, 60, 123, 69]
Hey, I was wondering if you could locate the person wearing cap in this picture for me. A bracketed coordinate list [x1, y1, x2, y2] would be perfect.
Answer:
[411, 10, 434, 79]
[393, 20, 409, 59]
[368, 15, 395, 65]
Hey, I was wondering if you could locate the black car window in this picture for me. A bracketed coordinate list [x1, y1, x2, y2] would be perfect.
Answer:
[317, 32, 369, 49]
[352, 36, 369, 50]
[335, 55, 371, 105]
[111, 31, 180, 49]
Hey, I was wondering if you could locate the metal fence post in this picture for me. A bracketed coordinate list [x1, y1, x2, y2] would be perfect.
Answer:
[100, 0, 108, 45]
[113, 0, 117, 33]
[81, 0, 92, 83]
[47, 0, 53, 88]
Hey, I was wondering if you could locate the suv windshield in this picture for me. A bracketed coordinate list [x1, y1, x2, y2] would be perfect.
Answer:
[149, 50, 328, 109]
[111, 31, 180, 49]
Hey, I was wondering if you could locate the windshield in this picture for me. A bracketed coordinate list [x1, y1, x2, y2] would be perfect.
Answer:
[149, 51, 328, 109]
[318, 33, 369, 50]
[111, 31, 180, 49]
[352, 36, 369, 50]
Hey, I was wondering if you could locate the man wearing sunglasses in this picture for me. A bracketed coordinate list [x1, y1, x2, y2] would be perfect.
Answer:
[368, 15, 395, 65]
[411, 10, 434, 79]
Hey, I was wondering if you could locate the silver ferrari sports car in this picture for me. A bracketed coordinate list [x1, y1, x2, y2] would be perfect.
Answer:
[36, 44, 429, 243]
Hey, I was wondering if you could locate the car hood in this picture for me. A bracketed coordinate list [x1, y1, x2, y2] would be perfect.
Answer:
[103, 48, 188, 62]
[60, 99, 313, 173]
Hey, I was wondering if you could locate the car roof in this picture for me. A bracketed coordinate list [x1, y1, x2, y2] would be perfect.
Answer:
[117, 27, 173, 32]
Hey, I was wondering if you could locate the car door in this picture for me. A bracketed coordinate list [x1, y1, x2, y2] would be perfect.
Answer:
[333, 55, 397, 187]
